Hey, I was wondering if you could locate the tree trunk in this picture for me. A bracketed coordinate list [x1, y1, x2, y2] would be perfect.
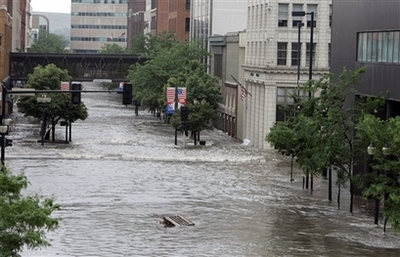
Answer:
[337, 184, 341, 209]
[52, 120, 56, 142]
[349, 180, 354, 213]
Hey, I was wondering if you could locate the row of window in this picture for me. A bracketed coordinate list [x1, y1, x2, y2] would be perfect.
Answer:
[71, 12, 126, 17]
[357, 31, 400, 63]
[72, 0, 127, 3]
[71, 37, 126, 42]
[277, 42, 316, 66]
[71, 25, 127, 30]
[278, 3, 318, 28]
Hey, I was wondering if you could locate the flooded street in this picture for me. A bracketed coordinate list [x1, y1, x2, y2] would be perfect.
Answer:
[6, 83, 400, 256]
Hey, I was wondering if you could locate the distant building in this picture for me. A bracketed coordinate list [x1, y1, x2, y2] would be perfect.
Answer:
[31, 14, 50, 43]
[190, 0, 247, 53]
[127, 0, 190, 47]
[32, 12, 71, 40]
[70, 0, 128, 54]
[127, 0, 146, 49]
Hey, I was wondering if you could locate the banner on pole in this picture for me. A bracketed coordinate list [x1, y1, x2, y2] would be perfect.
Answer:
[166, 87, 186, 114]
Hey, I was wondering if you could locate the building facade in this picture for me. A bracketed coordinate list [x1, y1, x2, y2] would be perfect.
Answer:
[127, 0, 190, 47]
[127, 0, 146, 49]
[331, 0, 400, 116]
[190, 0, 247, 53]
[209, 32, 246, 140]
[70, 0, 128, 54]
[243, 0, 331, 149]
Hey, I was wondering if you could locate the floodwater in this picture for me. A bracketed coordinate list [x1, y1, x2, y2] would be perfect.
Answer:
[6, 83, 400, 257]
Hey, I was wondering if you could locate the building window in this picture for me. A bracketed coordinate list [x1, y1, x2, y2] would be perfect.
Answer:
[292, 4, 303, 27]
[357, 31, 400, 63]
[186, 0, 191, 10]
[151, 16, 157, 30]
[328, 43, 331, 66]
[306, 43, 316, 67]
[329, 5, 332, 27]
[307, 4, 317, 28]
[291, 43, 300, 66]
[277, 42, 287, 66]
[278, 4, 288, 27]
[276, 87, 296, 122]
[185, 18, 190, 32]
[214, 54, 223, 78]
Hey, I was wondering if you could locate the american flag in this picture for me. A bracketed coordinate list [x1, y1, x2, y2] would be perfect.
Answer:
[241, 86, 249, 100]
[177, 87, 186, 104]
[60, 82, 70, 91]
[230, 74, 252, 101]
[167, 87, 175, 103]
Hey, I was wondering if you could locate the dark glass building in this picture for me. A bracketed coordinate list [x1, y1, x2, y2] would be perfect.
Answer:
[331, 0, 400, 118]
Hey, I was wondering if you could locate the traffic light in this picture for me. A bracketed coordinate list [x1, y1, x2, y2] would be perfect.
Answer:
[181, 106, 189, 121]
[71, 83, 82, 104]
[122, 83, 133, 105]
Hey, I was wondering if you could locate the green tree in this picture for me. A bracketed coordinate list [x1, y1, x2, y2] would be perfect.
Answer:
[0, 168, 60, 256]
[267, 67, 384, 213]
[17, 64, 88, 142]
[129, 32, 178, 58]
[168, 60, 221, 137]
[29, 32, 69, 53]
[357, 114, 400, 231]
[127, 35, 209, 114]
[99, 43, 127, 54]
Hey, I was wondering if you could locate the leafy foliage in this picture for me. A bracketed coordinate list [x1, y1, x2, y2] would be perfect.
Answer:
[356, 115, 400, 230]
[16, 64, 88, 141]
[99, 43, 127, 54]
[267, 67, 386, 213]
[127, 33, 221, 134]
[28, 32, 69, 53]
[0, 168, 60, 256]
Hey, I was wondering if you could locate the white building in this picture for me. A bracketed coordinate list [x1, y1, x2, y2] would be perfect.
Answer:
[70, 0, 128, 54]
[243, 0, 332, 149]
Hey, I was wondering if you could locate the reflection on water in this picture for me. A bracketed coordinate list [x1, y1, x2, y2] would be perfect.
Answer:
[6, 83, 400, 257]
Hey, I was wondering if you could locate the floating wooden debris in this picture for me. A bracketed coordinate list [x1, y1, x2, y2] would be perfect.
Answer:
[159, 215, 195, 227]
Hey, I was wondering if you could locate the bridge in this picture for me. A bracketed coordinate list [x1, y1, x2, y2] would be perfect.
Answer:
[9, 53, 147, 84]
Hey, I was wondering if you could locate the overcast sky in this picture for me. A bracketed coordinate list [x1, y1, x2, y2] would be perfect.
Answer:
[31, 0, 71, 13]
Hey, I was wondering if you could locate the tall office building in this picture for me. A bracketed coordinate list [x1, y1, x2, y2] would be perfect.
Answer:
[243, 0, 332, 149]
[71, 0, 128, 54]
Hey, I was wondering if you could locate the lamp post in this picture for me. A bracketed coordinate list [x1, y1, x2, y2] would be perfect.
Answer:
[37, 95, 51, 146]
[381, 145, 390, 232]
[292, 11, 315, 95]
[292, 11, 315, 190]
[367, 144, 379, 225]
[296, 22, 304, 95]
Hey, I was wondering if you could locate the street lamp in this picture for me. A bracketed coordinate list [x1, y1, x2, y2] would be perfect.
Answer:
[292, 11, 315, 190]
[292, 11, 315, 97]
[381, 145, 390, 232]
[37, 95, 51, 146]
[367, 144, 379, 225]
[296, 22, 304, 95]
